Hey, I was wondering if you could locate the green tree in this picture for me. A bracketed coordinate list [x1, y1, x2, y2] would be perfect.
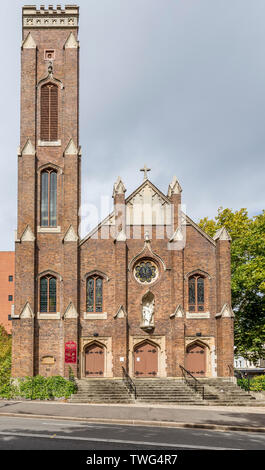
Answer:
[199, 208, 265, 363]
[0, 325, 12, 389]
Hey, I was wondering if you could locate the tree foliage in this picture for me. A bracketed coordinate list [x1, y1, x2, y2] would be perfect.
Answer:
[0, 325, 12, 396]
[199, 208, 265, 363]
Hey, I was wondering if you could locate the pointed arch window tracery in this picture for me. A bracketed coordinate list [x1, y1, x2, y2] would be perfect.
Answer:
[40, 274, 57, 313]
[188, 275, 205, 312]
[86, 276, 103, 313]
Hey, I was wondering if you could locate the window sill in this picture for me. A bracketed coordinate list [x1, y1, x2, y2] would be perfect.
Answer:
[37, 312, 61, 319]
[186, 312, 210, 319]
[37, 226, 61, 233]
[38, 140, 61, 147]
[84, 312, 107, 320]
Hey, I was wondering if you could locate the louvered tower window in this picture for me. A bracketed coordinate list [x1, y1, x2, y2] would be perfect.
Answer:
[40, 83, 58, 141]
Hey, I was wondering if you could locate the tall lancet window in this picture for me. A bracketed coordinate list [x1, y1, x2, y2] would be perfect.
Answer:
[40, 82, 58, 141]
[41, 169, 57, 227]
[86, 276, 103, 312]
[188, 275, 205, 312]
[40, 275, 57, 313]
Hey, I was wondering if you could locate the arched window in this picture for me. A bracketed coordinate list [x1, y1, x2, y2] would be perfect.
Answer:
[86, 276, 103, 312]
[188, 275, 205, 312]
[40, 275, 57, 313]
[40, 82, 58, 141]
[41, 169, 57, 227]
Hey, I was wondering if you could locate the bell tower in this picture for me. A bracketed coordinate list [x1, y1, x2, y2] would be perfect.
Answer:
[12, 5, 80, 378]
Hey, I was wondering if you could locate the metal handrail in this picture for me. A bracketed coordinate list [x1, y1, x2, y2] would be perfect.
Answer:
[122, 367, 137, 399]
[179, 364, 205, 400]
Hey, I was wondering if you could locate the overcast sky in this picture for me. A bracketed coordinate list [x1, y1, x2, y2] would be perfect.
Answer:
[0, 0, 265, 249]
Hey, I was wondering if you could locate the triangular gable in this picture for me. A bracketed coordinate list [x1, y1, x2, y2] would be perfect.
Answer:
[79, 179, 216, 246]
[126, 179, 170, 206]
[125, 179, 172, 227]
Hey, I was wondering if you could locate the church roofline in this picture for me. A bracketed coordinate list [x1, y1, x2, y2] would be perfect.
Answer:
[79, 178, 169, 246]
[79, 179, 216, 247]
[125, 178, 171, 206]
[185, 214, 216, 246]
[79, 210, 115, 247]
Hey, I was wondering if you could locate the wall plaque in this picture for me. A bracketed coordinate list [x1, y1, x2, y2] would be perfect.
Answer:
[65, 341, 77, 364]
[41, 356, 55, 365]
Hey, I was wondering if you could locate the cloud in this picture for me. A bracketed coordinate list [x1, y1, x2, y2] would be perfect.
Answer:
[0, 1, 264, 249]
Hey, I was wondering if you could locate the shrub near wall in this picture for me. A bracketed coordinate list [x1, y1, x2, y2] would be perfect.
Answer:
[0, 325, 12, 398]
[0, 374, 77, 400]
[14, 375, 77, 400]
[237, 375, 265, 391]
[0, 326, 77, 400]
[0, 326, 77, 401]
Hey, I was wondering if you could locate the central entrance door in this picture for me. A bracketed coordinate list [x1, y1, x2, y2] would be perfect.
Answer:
[185, 343, 206, 377]
[134, 341, 158, 377]
[85, 343, 104, 377]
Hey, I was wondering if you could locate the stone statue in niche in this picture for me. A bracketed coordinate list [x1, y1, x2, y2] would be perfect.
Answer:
[141, 291, 155, 329]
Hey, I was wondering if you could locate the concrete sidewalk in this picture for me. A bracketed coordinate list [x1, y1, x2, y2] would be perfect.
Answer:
[0, 400, 264, 432]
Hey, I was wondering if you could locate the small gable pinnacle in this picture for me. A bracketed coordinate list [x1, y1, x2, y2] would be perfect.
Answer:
[112, 176, 126, 197]
[63, 225, 79, 242]
[213, 227, 232, 241]
[20, 302, 34, 319]
[115, 229, 127, 242]
[22, 32, 37, 49]
[167, 176, 182, 197]
[64, 138, 78, 156]
[21, 225, 35, 242]
[63, 302, 78, 319]
[21, 139, 35, 156]
[64, 32, 79, 49]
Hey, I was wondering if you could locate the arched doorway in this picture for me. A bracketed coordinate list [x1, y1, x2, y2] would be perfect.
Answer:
[134, 341, 158, 377]
[85, 343, 105, 377]
[185, 342, 206, 377]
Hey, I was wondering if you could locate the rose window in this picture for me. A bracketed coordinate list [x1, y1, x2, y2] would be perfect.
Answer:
[134, 260, 158, 284]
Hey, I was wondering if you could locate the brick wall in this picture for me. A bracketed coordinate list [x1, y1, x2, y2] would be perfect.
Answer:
[12, 6, 80, 378]
[0, 252, 15, 334]
[12, 6, 233, 380]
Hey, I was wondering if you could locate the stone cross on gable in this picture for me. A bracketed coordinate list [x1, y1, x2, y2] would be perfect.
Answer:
[140, 164, 151, 181]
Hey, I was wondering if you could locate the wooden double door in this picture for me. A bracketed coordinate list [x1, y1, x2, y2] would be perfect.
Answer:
[185, 343, 206, 377]
[134, 341, 158, 377]
[85, 343, 105, 377]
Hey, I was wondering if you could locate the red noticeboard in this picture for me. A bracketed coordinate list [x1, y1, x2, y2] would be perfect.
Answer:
[65, 341, 77, 364]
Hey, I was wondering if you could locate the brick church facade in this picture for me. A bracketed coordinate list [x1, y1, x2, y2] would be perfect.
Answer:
[11, 5, 234, 380]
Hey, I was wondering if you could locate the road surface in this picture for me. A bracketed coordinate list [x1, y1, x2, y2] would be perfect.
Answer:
[0, 415, 264, 451]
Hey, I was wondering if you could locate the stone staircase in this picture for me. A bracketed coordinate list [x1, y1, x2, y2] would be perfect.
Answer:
[197, 378, 261, 406]
[69, 379, 134, 404]
[135, 378, 203, 404]
[70, 377, 265, 406]
[135, 378, 265, 406]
